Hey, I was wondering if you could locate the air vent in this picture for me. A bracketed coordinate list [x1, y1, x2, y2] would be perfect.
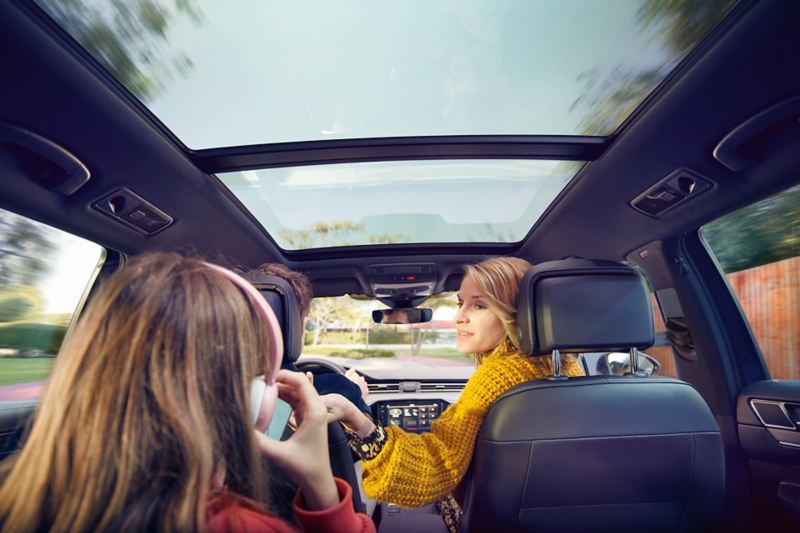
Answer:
[368, 383, 400, 393]
[420, 382, 467, 393]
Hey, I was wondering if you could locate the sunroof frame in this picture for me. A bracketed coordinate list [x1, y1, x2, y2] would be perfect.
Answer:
[193, 135, 608, 173]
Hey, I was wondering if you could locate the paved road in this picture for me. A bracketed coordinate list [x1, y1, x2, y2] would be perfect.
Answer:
[0, 380, 43, 402]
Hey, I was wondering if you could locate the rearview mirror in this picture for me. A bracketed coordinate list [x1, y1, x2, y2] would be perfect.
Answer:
[372, 308, 433, 324]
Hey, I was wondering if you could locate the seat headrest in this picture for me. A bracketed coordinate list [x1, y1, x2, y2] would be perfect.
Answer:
[517, 258, 654, 356]
[245, 273, 304, 364]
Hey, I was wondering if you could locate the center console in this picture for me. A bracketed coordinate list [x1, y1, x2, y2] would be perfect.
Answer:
[374, 399, 449, 433]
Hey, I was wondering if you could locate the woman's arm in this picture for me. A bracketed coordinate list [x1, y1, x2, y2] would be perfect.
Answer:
[325, 355, 542, 508]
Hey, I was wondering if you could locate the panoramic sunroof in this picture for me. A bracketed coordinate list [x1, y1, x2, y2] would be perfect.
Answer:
[38, 0, 735, 149]
[218, 159, 582, 250]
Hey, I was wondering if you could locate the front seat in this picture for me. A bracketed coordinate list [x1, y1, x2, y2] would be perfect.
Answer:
[247, 273, 364, 513]
[461, 259, 725, 533]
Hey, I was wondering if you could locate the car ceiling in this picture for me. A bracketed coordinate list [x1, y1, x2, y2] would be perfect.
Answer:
[1, 0, 799, 297]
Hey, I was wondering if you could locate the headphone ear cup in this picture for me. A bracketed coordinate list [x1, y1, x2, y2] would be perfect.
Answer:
[250, 377, 266, 429]
[250, 377, 278, 433]
[259, 385, 278, 433]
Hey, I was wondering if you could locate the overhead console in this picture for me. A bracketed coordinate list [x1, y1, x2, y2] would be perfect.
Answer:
[368, 262, 436, 303]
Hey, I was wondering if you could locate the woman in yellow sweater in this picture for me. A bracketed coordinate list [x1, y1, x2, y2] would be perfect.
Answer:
[323, 257, 584, 530]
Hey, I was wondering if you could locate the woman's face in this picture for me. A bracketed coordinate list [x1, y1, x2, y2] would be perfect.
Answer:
[454, 275, 506, 354]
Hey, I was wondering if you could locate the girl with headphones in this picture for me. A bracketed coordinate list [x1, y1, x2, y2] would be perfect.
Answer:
[0, 253, 373, 532]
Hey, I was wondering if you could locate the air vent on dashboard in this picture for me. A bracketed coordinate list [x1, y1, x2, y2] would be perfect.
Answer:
[368, 383, 400, 393]
[420, 382, 466, 393]
[369, 381, 466, 394]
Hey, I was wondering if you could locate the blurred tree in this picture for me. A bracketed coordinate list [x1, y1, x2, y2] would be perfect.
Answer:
[0, 211, 55, 292]
[638, 0, 737, 56]
[40, 0, 201, 101]
[281, 219, 409, 248]
[282, 220, 364, 249]
[0, 287, 45, 322]
[703, 183, 800, 273]
[571, 0, 736, 135]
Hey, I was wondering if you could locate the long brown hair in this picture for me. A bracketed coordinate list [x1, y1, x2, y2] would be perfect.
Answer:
[0, 253, 273, 532]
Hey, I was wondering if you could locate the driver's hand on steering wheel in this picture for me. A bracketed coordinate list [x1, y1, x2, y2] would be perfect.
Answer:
[345, 368, 369, 401]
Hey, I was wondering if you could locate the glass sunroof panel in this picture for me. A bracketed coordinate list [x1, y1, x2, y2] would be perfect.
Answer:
[38, 0, 735, 149]
[218, 159, 582, 250]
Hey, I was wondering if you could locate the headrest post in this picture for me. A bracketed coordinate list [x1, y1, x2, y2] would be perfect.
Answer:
[629, 347, 639, 375]
[547, 349, 569, 381]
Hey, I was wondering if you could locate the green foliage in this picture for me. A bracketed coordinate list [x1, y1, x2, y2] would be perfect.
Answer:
[0, 212, 55, 291]
[703, 183, 800, 273]
[0, 357, 56, 386]
[571, 0, 736, 135]
[0, 288, 44, 322]
[0, 322, 67, 354]
[317, 330, 367, 345]
[326, 348, 395, 360]
[367, 328, 412, 344]
[41, 0, 201, 101]
[639, 0, 737, 56]
[281, 219, 409, 249]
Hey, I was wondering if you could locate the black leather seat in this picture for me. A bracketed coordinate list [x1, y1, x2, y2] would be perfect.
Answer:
[461, 259, 725, 533]
[247, 273, 364, 514]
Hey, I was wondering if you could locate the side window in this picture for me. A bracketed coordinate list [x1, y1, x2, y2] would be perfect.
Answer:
[702, 182, 800, 379]
[0, 208, 104, 402]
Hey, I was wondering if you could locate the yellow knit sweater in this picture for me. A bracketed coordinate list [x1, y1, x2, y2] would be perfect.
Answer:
[361, 345, 584, 507]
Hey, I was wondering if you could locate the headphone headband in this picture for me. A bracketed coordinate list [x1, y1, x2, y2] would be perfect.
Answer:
[203, 263, 284, 384]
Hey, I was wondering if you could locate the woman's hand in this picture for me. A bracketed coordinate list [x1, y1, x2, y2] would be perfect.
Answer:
[321, 393, 373, 436]
[345, 368, 369, 401]
[253, 370, 338, 511]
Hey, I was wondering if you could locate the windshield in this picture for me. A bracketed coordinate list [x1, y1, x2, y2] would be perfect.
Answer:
[301, 294, 473, 371]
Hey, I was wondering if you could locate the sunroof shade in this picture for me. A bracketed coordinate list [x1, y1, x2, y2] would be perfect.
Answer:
[218, 160, 582, 250]
[39, 0, 735, 149]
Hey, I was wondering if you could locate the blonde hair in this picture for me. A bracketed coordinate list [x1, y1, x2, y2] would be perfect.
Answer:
[463, 257, 533, 364]
[0, 253, 272, 532]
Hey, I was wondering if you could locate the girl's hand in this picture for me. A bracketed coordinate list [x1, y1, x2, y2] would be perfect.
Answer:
[253, 370, 338, 510]
[321, 393, 371, 434]
[345, 368, 369, 401]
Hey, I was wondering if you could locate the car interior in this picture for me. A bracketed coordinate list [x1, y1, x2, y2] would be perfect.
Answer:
[1, 0, 799, 531]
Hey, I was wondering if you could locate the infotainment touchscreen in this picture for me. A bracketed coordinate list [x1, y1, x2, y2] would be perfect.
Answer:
[376, 401, 446, 432]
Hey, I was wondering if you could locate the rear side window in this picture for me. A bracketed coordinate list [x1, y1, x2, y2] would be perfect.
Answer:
[0, 208, 104, 402]
[702, 183, 800, 379]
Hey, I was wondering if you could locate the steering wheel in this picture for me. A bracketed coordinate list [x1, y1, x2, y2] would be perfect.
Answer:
[295, 357, 347, 375]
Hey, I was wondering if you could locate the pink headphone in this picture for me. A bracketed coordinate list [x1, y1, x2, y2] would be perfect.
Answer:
[203, 263, 284, 433]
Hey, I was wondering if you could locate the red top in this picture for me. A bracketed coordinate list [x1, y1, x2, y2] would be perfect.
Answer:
[207, 478, 375, 533]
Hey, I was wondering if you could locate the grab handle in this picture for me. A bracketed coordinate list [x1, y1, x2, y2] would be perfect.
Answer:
[713, 96, 800, 172]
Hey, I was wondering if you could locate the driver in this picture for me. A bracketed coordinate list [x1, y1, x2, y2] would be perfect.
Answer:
[247, 263, 370, 413]
[322, 257, 585, 532]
